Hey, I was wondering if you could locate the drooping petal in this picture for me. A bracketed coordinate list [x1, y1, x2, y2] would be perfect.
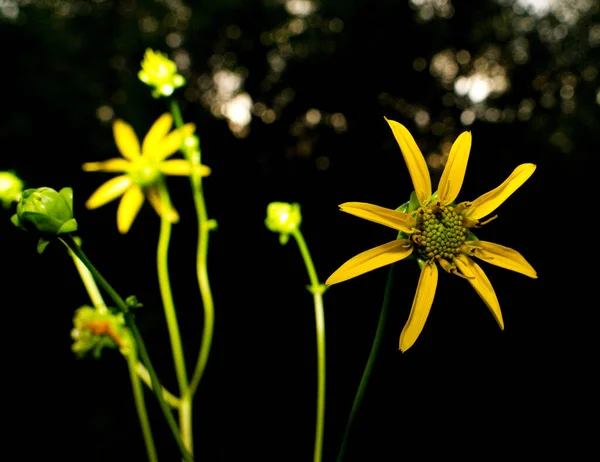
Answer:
[146, 186, 180, 223]
[384, 117, 432, 205]
[117, 184, 145, 234]
[82, 158, 131, 173]
[159, 159, 212, 177]
[339, 202, 417, 233]
[325, 239, 413, 286]
[461, 240, 537, 279]
[437, 131, 472, 204]
[113, 120, 141, 160]
[151, 123, 196, 161]
[85, 176, 133, 209]
[464, 163, 536, 220]
[454, 254, 504, 330]
[399, 260, 438, 352]
[142, 113, 173, 156]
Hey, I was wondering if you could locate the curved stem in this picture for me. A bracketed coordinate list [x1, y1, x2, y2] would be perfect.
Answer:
[337, 264, 396, 462]
[291, 229, 326, 462]
[60, 236, 193, 462]
[126, 334, 159, 462]
[170, 99, 215, 397]
[156, 181, 193, 455]
[135, 362, 181, 408]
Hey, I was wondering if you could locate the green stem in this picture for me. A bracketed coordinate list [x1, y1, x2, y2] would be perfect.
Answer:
[337, 264, 396, 462]
[291, 229, 326, 462]
[135, 361, 181, 408]
[65, 244, 108, 313]
[169, 99, 215, 397]
[126, 334, 159, 462]
[156, 181, 193, 455]
[60, 236, 194, 462]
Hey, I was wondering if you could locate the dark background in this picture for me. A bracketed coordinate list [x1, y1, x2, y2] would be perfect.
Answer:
[1, 0, 596, 460]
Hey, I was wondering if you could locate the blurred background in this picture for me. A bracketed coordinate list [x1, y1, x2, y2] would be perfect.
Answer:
[1, 0, 597, 460]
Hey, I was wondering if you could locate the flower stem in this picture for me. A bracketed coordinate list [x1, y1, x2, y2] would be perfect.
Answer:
[135, 362, 181, 408]
[169, 98, 215, 397]
[65, 243, 108, 313]
[291, 228, 326, 462]
[60, 235, 193, 462]
[126, 334, 159, 462]
[155, 181, 193, 455]
[336, 263, 396, 462]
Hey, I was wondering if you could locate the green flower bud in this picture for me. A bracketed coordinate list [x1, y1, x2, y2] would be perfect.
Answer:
[265, 202, 302, 245]
[71, 306, 130, 358]
[0, 171, 24, 208]
[11, 187, 78, 236]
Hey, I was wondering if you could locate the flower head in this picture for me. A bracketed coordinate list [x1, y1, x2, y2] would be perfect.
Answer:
[0, 171, 24, 208]
[138, 49, 185, 98]
[326, 118, 537, 352]
[83, 113, 211, 234]
[265, 202, 302, 245]
[71, 305, 129, 358]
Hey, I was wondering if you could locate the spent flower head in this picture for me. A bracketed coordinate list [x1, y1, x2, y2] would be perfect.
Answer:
[71, 306, 129, 358]
[265, 202, 302, 245]
[138, 49, 185, 98]
[83, 113, 211, 233]
[0, 171, 24, 208]
[326, 118, 537, 352]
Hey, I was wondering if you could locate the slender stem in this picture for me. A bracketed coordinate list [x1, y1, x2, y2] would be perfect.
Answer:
[65, 244, 108, 313]
[60, 236, 194, 462]
[135, 362, 181, 408]
[337, 264, 396, 462]
[126, 334, 159, 462]
[291, 229, 326, 462]
[170, 99, 215, 397]
[156, 181, 193, 455]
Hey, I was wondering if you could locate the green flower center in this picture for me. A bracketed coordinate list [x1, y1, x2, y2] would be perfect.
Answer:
[129, 158, 161, 187]
[414, 204, 466, 260]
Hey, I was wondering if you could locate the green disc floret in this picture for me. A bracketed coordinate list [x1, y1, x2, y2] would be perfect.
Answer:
[414, 204, 466, 260]
[129, 157, 161, 187]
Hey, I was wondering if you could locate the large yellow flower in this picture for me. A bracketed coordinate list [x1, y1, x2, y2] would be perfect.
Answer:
[83, 113, 211, 233]
[326, 118, 537, 352]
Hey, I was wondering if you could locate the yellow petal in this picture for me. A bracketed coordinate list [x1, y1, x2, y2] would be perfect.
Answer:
[437, 131, 472, 204]
[159, 160, 212, 177]
[117, 185, 145, 234]
[152, 123, 196, 161]
[113, 120, 141, 160]
[399, 260, 438, 352]
[339, 202, 416, 233]
[384, 117, 432, 205]
[454, 254, 504, 330]
[146, 186, 180, 223]
[142, 113, 173, 156]
[326, 239, 413, 286]
[462, 240, 537, 279]
[82, 158, 131, 173]
[465, 163, 536, 220]
[85, 176, 132, 209]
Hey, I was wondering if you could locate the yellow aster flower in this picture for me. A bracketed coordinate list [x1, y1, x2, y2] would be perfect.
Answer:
[83, 113, 211, 234]
[326, 117, 537, 352]
[138, 49, 186, 98]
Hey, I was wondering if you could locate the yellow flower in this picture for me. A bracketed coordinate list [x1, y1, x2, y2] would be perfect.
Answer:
[138, 49, 186, 98]
[326, 118, 537, 352]
[83, 113, 211, 234]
